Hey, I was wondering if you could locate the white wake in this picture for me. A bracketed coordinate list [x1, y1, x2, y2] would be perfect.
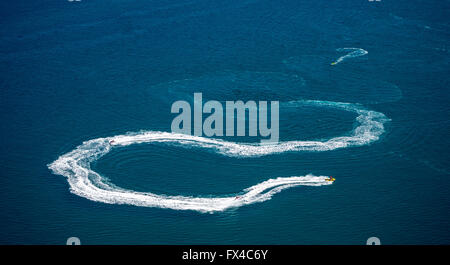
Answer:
[331, 48, 368, 65]
[48, 100, 389, 213]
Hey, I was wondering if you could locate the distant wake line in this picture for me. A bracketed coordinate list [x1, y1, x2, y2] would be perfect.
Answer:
[48, 100, 388, 213]
[331, 48, 368, 65]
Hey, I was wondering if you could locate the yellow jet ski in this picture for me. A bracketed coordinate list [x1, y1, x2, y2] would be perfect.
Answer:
[330, 62, 337, 66]
[326, 176, 335, 182]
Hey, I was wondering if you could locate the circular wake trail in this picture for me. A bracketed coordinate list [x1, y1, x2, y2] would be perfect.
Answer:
[48, 100, 389, 213]
[331, 48, 368, 65]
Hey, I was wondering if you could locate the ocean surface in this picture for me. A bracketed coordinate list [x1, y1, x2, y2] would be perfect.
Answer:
[1, 0, 449, 244]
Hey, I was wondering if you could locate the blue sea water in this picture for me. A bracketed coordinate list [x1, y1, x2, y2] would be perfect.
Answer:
[0, 0, 449, 244]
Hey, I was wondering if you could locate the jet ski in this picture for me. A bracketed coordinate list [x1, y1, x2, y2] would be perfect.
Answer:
[326, 176, 335, 182]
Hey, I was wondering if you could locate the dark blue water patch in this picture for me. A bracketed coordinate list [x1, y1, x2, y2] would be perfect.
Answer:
[151, 71, 308, 104]
[283, 53, 403, 104]
[94, 143, 269, 196]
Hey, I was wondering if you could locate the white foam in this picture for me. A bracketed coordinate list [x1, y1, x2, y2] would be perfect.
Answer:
[48, 100, 388, 213]
[332, 48, 368, 65]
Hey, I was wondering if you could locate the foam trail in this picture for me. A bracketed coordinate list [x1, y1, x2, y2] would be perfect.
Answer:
[48, 100, 389, 213]
[331, 48, 368, 65]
